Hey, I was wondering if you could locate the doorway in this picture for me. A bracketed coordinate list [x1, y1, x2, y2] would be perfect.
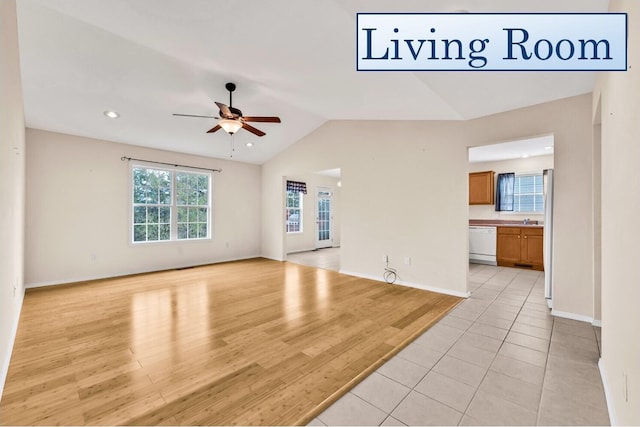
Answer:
[284, 169, 341, 258]
[316, 187, 333, 249]
[467, 134, 555, 295]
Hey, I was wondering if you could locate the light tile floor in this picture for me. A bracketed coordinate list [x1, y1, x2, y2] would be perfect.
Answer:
[309, 263, 609, 426]
[287, 247, 340, 271]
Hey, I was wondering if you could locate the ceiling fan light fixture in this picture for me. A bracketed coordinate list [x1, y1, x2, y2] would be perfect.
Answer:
[219, 119, 242, 134]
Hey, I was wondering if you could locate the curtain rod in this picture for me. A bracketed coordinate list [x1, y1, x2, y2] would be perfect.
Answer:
[120, 156, 222, 173]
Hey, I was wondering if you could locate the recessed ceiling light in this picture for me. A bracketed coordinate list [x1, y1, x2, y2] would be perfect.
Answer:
[245, 142, 254, 148]
[521, 153, 530, 158]
[103, 110, 119, 119]
[544, 146, 553, 150]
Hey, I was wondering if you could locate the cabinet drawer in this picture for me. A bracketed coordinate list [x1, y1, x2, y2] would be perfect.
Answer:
[522, 227, 543, 236]
[497, 227, 521, 235]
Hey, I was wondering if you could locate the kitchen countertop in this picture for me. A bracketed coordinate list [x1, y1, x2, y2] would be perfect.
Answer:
[469, 219, 544, 228]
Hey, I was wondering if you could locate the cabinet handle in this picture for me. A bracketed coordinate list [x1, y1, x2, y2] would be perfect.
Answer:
[518, 236, 521, 238]
[524, 236, 527, 239]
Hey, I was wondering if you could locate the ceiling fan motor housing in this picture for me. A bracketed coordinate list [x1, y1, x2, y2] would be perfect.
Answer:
[225, 106, 243, 118]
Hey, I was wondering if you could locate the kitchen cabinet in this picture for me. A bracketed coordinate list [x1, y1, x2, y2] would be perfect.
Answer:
[469, 171, 495, 205]
[497, 226, 544, 271]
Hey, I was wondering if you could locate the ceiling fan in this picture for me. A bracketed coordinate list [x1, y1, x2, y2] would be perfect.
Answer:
[173, 83, 281, 137]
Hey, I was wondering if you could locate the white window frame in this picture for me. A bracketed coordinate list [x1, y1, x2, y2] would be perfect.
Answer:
[286, 190, 303, 234]
[513, 172, 544, 213]
[130, 163, 212, 244]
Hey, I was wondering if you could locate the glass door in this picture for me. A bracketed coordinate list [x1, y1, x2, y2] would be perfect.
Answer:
[316, 188, 332, 248]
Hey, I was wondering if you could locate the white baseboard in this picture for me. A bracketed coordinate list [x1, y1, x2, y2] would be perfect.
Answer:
[0, 288, 25, 399]
[27, 274, 121, 289]
[598, 358, 617, 426]
[339, 269, 384, 283]
[551, 309, 594, 324]
[285, 247, 316, 255]
[25, 254, 263, 289]
[339, 269, 470, 298]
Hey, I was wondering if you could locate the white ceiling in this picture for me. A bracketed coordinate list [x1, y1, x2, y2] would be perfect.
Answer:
[469, 135, 554, 163]
[316, 168, 341, 179]
[16, 0, 608, 164]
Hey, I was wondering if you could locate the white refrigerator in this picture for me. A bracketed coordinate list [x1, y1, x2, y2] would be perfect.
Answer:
[543, 169, 554, 307]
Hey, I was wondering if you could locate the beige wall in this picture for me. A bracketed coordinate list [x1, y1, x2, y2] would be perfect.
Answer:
[25, 129, 262, 286]
[466, 95, 594, 320]
[263, 95, 593, 307]
[263, 121, 471, 296]
[592, 122, 602, 325]
[0, 0, 26, 395]
[469, 154, 554, 222]
[593, 1, 640, 424]
[285, 173, 341, 254]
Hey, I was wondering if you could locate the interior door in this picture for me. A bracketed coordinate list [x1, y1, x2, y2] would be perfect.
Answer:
[316, 188, 332, 248]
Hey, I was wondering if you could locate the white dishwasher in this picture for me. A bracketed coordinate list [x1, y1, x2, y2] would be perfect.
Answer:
[469, 226, 497, 265]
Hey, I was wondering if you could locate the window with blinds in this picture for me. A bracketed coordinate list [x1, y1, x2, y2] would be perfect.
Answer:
[514, 173, 544, 213]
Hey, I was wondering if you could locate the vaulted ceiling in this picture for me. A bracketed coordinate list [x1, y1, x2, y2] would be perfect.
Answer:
[16, 0, 608, 163]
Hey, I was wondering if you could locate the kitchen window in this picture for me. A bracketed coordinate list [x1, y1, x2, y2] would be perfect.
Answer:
[132, 165, 211, 243]
[514, 173, 544, 213]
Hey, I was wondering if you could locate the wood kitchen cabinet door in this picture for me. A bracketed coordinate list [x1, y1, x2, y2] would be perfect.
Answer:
[497, 227, 522, 264]
[469, 171, 495, 205]
[497, 226, 544, 271]
[521, 227, 544, 266]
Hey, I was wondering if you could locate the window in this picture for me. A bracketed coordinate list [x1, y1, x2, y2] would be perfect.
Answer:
[514, 173, 544, 213]
[132, 165, 211, 243]
[176, 172, 210, 239]
[286, 190, 303, 233]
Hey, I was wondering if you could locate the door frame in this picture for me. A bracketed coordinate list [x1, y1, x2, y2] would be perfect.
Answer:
[315, 186, 333, 249]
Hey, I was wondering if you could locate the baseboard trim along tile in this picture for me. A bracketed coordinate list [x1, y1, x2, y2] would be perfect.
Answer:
[598, 358, 616, 426]
[551, 309, 593, 324]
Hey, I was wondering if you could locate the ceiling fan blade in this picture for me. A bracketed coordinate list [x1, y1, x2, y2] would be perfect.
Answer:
[242, 123, 266, 137]
[173, 113, 219, 119]
[215, 101, 233, 118]
[242, 116, 281, 123]
[206, 124, 222, 133]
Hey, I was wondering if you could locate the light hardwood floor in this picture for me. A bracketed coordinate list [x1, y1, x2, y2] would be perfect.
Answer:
[0, 258, 461, 426]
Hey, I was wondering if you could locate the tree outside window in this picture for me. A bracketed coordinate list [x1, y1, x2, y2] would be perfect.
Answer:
[286, 190, 302, 233]
[132, 166, 211, 243]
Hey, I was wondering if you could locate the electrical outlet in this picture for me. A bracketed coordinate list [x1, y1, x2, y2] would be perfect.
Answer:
[382, 254, 388, 263]
[404, 257, 411, 265]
